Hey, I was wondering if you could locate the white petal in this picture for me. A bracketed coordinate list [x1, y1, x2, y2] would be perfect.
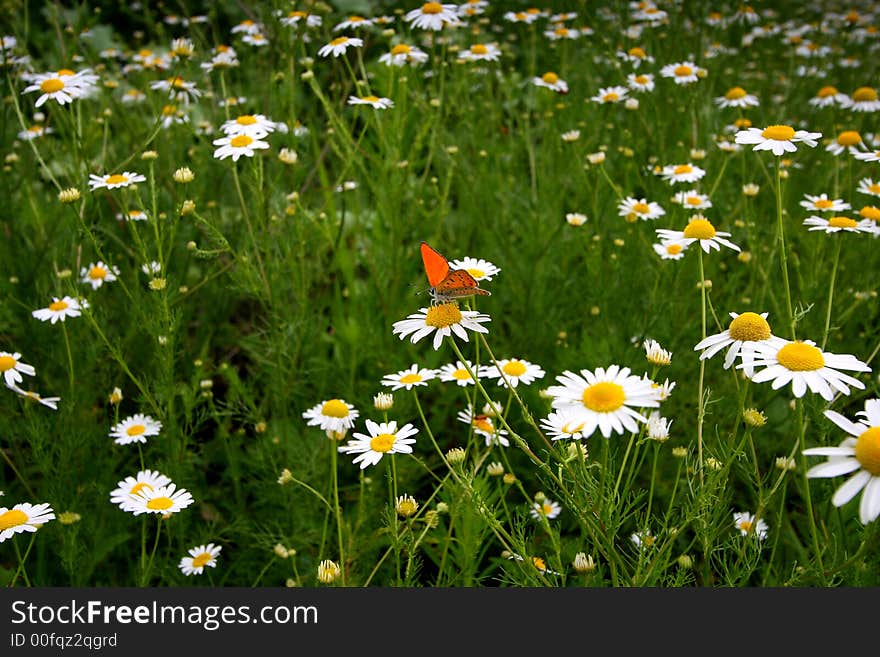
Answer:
[806, 458, 862, 478]
[831, 470, 871, 506]
[858, 477, 880, 523]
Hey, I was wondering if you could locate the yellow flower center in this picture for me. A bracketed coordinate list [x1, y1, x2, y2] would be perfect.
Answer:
[0, 509, 29, 531]
[776, 341, 824, 371]
[40, 78, 65, 93]
[761, 125, 795, 141]
[685, 196, 704, 206]
[391, 44, 412, 55]
[471, 44, 488, 54]
[192, 553, 213, 568]
[633, 202, 650, 214]
[361, 95, 381, 103]
[126, 424, 146, 436]
[146, 497, 173, 511]
[106, 174, 129, 185]
[288, 11, 306, 18]
[0, 355, 16, 371]
[555, 27, 569, 36]
[814, 199, 834, 209]
[422, 2, 443, 14]
[503, 361, 527, 377]
[673, 164, 693, 175]
[236, 115, 257, 125]
[603, 92, 619, 102]
[725, 86, 747, 99]
[634, 75, 650, 85]
[817, 85, 838, 98]
[89, 265, 107, 280]
[321, 399, 349, 418]
[370, 433, 396, 452]
[541, 503, 554, 515]
[171, 76, 187, 88]
[562, 421, 586, 434]
[230, 135, 254, 148]
[869, 184, 880, 194]
[138, 49, 152, 58]
[837, 131, 862, 146]
[828, 216, 858, 228]
[466, 268, 485, 279]
[735, 118, 752, 128]
[683, 218, 716, 239]
[452, 368, 471, 380]
[57, 68, 76, 76]
[329, 37, 350, 46]
[473, 417, 494, 433]
[581, 382, 625, 412]
[542, 72, 559, 84]
[852, 87, 878, 102]
[859, 206, 880, 221]
[674, 65, 693, 76]
[399, 373, 422, 384]
[348, 15, 365, 22]
[130, 482, 153, 496]
[628, 47, 646, 58]
[162, 105, 177, 116]
[531, 557, 547, 571]
[48, 300, 69, 312]
[855, 427, 880, 476]
[665, 243, 683, 255]
[738, 520, 754, 533]
[425, 303, 463, 328]
[728, 312, 771, 341]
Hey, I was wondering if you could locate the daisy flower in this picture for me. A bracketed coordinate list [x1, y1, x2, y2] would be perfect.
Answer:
[333, 15, 373, 31]
[480, 358, 545, 388]
[392, 304, 491, 351]
[347, 95, 394, 109]
[734, 124, 822, 156]
[826, 130, 865, 156]
[457, 404, 509, 447]
[179, 543, 222, 575]
[840, 86, 880, 113]
[803, 398, 880, 524]
[221, 114, 281, 137]
[659, 61, 701, 85]
[545, 365, 659, 439]
[617, 46, 654, 67]
[745, 339, 871, 401]
[149, 76, 201, 104]
[540, 409, 590, 441]
[659, 163, 706, 184]
[714, 86, 759, 108]
[317, 36, 363, 58]
[212, 132, 270, 161]
[0, 352, 35, 387]
[799, 193, 851, 212]
[280, 10, 323, 28]
[643, 339, 672, 366]
[626, 73, 655, 93]
[117, 209, 148, 222]
[457, 43, 501, 62]
[32, 296, 85, 323]
[592, 85, 629, 104]
[404, 3, 462, 31]
[856, 178, 880, 198]
[449, 256, 500, 281]
[566, 212, 588, 226]
[231, 19, 262, 35]
[618, 196, 665, 222]
[733, 512, 768, 540]
[437, 360, 478, 386]
[88, 171, 146, 190]
[545, 25, 581, 40]
[655, 215, 740, 253]
[808, 85, 850, 108]
[530, 499, 562, 520]
[646, 411, 672, 441]
[80, 261, 120, 289]
[853, 150, 880, 163]
[5, 384, 60, 410]
[802, 215, 876, 234]
[17, 124, 53, 140]
[110, 413, 163, 445]
[693, 311, 784, 375]
[503, 10, 541, 24]
[533, 72, 568, 94]
[672, 189, 712, 209]
[124, 483, 194, 516]
[653, 241, 687, 260]
[110, 469, 173, 510]
[381, 364, 437, 391]
[379, 43, 429, 67]
[630, 529, 656, 550]
[302, 399, 359, 433]
[21, 69, 96, 107]
[337, 419, 419, 469]
[0, 502, 55, 542]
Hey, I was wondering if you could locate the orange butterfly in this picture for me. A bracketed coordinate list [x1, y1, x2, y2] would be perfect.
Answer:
[420, 241, 491, 304]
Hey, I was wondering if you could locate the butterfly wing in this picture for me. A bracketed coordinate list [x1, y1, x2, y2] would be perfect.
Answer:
[435, 269, 491, 300]
[421, 242, 450, 288]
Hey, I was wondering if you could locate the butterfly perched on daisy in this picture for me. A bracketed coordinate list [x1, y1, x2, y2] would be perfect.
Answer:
[420, 242, 490, 304]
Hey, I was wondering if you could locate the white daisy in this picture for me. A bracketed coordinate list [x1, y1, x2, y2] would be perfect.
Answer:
[0, 502, 55, 542]
[655, 216, 740, 254]
[856, 178, 880, 198]
[449, 256, 500, 281]
[280, 10, 323, 28]
[839, 86, 880, 113]
[392, 304, 491, 351]
[317, 36, 363, 58]
[480, 358, 545, 388]
[591, 85, 629, 104]
[0, 352, 36, 387]
[379, 43, 429, 67]
[799, 193, 851, 213]
[212, 132, 270, 161]
[617, 46, 654, 68]
[21, 69, 96, 107]
[693, 311, 784, 376]
[17, 124, 53, 140]
[231, 19, 262, 35]
[404, 3, 462, 31]
[804, 398, 880, 524]
[88, 171, 146, 190]
[533, 71, 568, 94]
[333, 15, 373, 31]
[659, 163, 706, 184]
[31, 296, 86, 324]
[302, 399, 359, 433]
[530, 499, 562, 520]
[802, 215, 876, 234]
[149, 76, 201, 104]
[381, 364, 437, 391]
[457, 404, 509, 447]
[539, 409, 590, 441]
[643, 339, 672, 366]
[659, 61, 701, 85]
[853, 149, 880, 163]
[734, 124, 822, 156]
[733, 511, 768, 539]
[825, 130, 865, 156]
[5, 384, 60, 410]
[124, 483, 194, 516]
[653, 241, 687, 260]
[179, 543, 222, 575]
[110, 413, 163, 445]
[714, 86, 760, 108]
[80, 261, 120, 289]
[544, 25, 581, 40]
[626, 73, 655, 92]
[347, 95, 394, 109]
[745, 339, 871, 401]
[545, 365, 660, 439]
[437, 360, 479, 386]
[566, 212, 588, 226]
[618, 196, 665, 222]
[672, 189, 712, 209]
[337, 419, 419, 469]
[646, 411, 672, 441]
[808, 85, 849, 108]
[110, 469, 173, 510]
[457, 43, 502, 62]
[221, 114, 281, 137]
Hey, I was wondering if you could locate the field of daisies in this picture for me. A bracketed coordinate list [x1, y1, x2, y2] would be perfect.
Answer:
[1, 0, 879, 588]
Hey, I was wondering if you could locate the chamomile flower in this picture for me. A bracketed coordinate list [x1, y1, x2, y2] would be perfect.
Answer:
[653, 241, 687, 260]
[347, 95, 394, 109]
[530, 498, 562, 520]
[17, 124, 53, 140]
[337, 419, 419, 469]
[437, 360, 478, 386]
[630, 529, 656, 550]
[0, 502, 55, 542]
[694, 311, 784, 375]
[808, 85, 849, 108]
[804, 398, 880, 524]
[88, 171, 146, 190]
[317, 36, 363, 58]
[110, 413, 163, 446]
[404, 3, 462, 31]
[826, 130, 865, 156]
[117, 209, 148, 222]
[745, 339, 871, 401]
[457, 404, 509, 446]
[660, 163, 706, 184]
[5, 384, 60, 410]
[533, 72, 568, 94]
[392, 304, 491, 351]
[545, 365, 659, 439]
[21, 69, 96, 107]
[457, 43, 501, 62]
[655, 216, 740, 253]
[617, 46, 654, 67]
[646, 411, 672, 441]
[221, 114, 281, 137]
[592, 86, 629, 104]
[124, 483, 194, 516]
[381, 364, 437, 391]
[80, 261, 120, 289]
[853, 150, 880, 163]
[302, 399, 359, 433]
[660, 61, 701, 85]
[212, 132, 270, 161]
[802, 215, 876, 234]
[566, 212, 588, 226]
[481, 358, 545, 388]
[503, 10, 541, 24]
[626, 73, 655, 92]
[672, 189, 712, 209]
[618, 196, 665, 222]
[715, 86, 760, 108]
[734, 124, 822, 156]
[280, 10, 323, 28]
[333, 15, 374, 31]
[800, 193, 851, 212]
[544, 25, 581, 40]
[0, 352, 35, 387]
[733, 512, 768, 539]
[179, 543, 222, 575]
[643, 339, 672, 366]
[32, 296, 85, 324]
[149, 76, 201, 104]
[379, 43, 429, 67]
[449, 256, 500, 281]
[540, 409, 589, 441]
[840, 86, 880, 113]
[857, 178, 880, 198]
[231, 19, 262, 35]
[110, 469, 173, 510]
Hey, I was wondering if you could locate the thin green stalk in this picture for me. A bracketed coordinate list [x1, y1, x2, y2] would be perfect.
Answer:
[330, 439, 346, 586]
[696, 250, 708, 485]
[821, 237, 842, 350]
[11, 535, 37, 587]
[774, 158, 796, 339]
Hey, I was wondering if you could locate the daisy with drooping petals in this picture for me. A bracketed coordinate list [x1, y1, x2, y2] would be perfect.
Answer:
[693, 312, 784, 376]
[825, 130, 865, 156]
[0, 352, 35, 387]
[449, 256, 500, 281]
[88, 171, 146, 190]
[734, 124, 822, 156]
[643, 339, 672, 366]
[457, 404, 509, 447]
[392, 304, 491, 351]
[481, 358, 545, 388]
[0, 502, 55, 542]
[655, 216, 740, 254]
[337, 419, 419, 469]
[646, 411, 672, 441]
[800, 193, 850, 213]
[733, 511, 768, 539]
[212, 132, 270, 161]
[659, 163, 706, 184]
[110, 413, 163, 445]
[80, 261, 120, 289]
[659, 61, 701, 85]
[110, 469, 173, 510]
[591, 86, 629, 104]
[744, 339, 871, 401]
[618, 196, 665, 222]
[347, 95, 394, 109]
[853, 149, 880, 163]
[802, 215, 876, 234]
[857, 178, 880, 198]
[32, 296, 86, 324]
[302, 399, 359, 434]
[317, 36, 363, 58]
[179, 543, 222, 575]
[404, 3, 462, 31]
[808, 85, 849, 108]
[530, 499, 562, 520]
[840, 86, 880, 113]
[545, 365, 659, 439]
[533, 72, 568, 94]
[333, 15, 374, 31]
[540, 409, 589, 441]
[381, 364, 436, 391]
[379, 43, 429, 67]
[5, 384, 60, 410]
[21, 69, 96, 107]
[803, 398, 880, 524]
[714, 86, 759, 108]
[124, 483, 194, 516]
[437, 360, 479, 386]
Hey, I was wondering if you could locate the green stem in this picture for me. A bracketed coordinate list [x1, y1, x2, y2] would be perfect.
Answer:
[330, 440, 346, 586]
[774, 159, 796, 339]
[821, 237, 842, 350]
